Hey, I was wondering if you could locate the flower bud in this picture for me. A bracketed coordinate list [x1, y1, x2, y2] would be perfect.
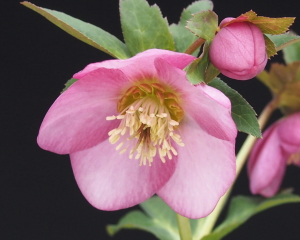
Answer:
[209, 18, 267, 80]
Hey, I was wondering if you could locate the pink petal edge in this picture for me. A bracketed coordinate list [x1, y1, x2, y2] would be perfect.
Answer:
[154, 58, 237, 141]
[37, 68, 130, 154]
[157, 114, 236, 218]
[70, 139, 177, 210]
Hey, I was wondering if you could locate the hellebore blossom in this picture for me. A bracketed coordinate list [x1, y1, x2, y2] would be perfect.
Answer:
[209, 18, 267, 80]
[37, 49, 237, 218]
[248, 112, 300, 197]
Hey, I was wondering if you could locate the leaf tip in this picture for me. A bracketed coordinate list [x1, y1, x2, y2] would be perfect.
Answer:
[106, 225, 118, 236]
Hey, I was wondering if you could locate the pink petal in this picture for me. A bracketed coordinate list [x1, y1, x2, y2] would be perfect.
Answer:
[157, 114, 236, 219]
[219, 17, 235, 28]
[74, 49, 195, 80]
[37, 68, 131, 154]
[259, 159, 286, 197]
[248, 122, 286, 196]
[196, 83, 231, 109]
[70, 139, 177, 210]
[250, 23, 268, 66]
[210, 22, 267, 80]
[211, 23, 256, 70]
[277, 113, 300, 146]
[247, 122, 277, 173]
[154, 58, 237, 141]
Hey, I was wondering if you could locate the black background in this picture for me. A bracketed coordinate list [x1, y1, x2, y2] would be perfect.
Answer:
[2, 0, 300, 239]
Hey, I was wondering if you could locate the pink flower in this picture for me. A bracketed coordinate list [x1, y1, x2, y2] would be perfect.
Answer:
[209, 18, 267, 80]
[248, 112, 300, 197]
[37, 49, 237, 218]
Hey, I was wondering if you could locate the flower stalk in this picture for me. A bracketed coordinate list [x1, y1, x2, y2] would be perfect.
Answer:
[176, 213, 193, 240]
[184, 37, 205, 55]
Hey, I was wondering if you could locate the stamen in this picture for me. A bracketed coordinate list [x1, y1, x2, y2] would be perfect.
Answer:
[116, 115, 125, 119]
[109, 134, 120, 144]
[119, 148, 127, 154]
[170, 120, 179, 126]
[170, 147, 178, 155]
[116, 142, 124, 150]
[106, 83, 184, 166]
[106, 116, 116, 120]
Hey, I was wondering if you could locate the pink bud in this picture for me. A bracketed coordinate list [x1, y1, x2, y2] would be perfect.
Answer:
[209, 18, 267, 80]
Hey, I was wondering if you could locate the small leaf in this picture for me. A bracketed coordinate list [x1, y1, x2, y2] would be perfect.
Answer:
[107, 196, 205, 240]
[251, 16, 295, 35]
[282, 32, 300, 63]
[21, 2, 131, 59]
[201, 193, 300, 240]
[263, 34, 277, 58]
[106, 210, 179, 240]
[257, 63, 300, 115]
[208, 78, 261, 137]
[255, 70, 272, 89]
[107, 197, 180, 240]
[61, 78, 78, 93]
[223, 10, 295, 35]
[186, 10, 218, 41]
[186, 58, 206, 84]
[266, 32, 300, 51]
[169, 24, 199, 56]
[120, 0, 175, 56]
[204, 61, 220, 83]
[234, 10, 257, 21]
[180, 0, 214, 25]
[169, 0, 213, 56]
[186, 41, 219, 84]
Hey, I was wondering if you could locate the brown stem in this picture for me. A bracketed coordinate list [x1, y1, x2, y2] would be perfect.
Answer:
[184, 37, 205, 55]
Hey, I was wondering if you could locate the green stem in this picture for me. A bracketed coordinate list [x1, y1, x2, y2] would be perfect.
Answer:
[176, 213, 193, 240]
[197, 99, 277, 239]
[184, 37, 205, 55]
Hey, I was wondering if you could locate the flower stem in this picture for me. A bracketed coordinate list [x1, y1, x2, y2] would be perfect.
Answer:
[184, 38, 205, 55]
[176, 213, 193, 240]
[197, 99, 277, 239]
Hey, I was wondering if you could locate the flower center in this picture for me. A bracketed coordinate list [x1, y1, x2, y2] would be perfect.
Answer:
[106, 82, 184, 166]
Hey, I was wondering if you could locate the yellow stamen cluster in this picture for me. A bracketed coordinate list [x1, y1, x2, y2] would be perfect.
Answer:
[106, 83, 184, 166]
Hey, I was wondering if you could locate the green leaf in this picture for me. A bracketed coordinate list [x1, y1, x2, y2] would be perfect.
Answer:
[186, 58, 206, 84]
[170, 0, 213, 56]
[107, 196, 205, 240]
[180, 0, 214, 25]
[264, 34, 277, 58]
[224, 11, 295, 35]
[107, 210, 179, 240]
[186, 41, 210, 84]
[282, 33, 300, 63]
[266, 32, 300, 52]
[205, 61, 220, 83]
[202, 192, 300, 240]
[120, 0, 175, 56]
[251, 16, 295, 35]
[208, 78, 261, 137]
[61, 78, 78, 93]
[107, 197, 180, 240]
[185, 41, 220, 84]
[186, 10, 218, 41]
[169, 24, 199, 56]
[21, 2, 131, 59]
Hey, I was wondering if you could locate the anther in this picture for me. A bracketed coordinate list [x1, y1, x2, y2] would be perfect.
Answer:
[106, 116, 116, 120]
